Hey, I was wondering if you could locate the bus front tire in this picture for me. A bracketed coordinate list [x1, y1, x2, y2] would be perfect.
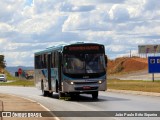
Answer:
[48, 92, 53, 97]
[42, 89, 48, 96]
[92, 91, 98, 100]
[59, 92, 65, 98]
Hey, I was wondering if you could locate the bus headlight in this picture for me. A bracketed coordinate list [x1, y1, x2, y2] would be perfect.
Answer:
[98, 80, 102, 84]
[64, 80, 74, 85]
[70, 82, 74, 85]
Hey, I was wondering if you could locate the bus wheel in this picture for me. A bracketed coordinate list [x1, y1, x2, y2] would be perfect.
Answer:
[59, 92, 65, 99]
[70, 93, 79, 98]
[92, 91, 98, 100]
[41, 81, 48, 96]
[48, 92, 53, 97]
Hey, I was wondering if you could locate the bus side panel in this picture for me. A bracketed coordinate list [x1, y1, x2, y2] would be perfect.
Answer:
[35, 68, 59, 92]
[98, 80, 106, 91]
[35, 69, 49, 91]
[51, 68, 58, 92]
[35, 69, 43, 90]
[98, 75, 107, 91]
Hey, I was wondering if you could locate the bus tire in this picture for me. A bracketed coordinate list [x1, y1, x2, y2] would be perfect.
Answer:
[41, 81, 48, 96]
[48, 92, 53, 97]
[59, 92, 65, 99]
[70, 92, 79, 98]
[92, 91, 98, 100]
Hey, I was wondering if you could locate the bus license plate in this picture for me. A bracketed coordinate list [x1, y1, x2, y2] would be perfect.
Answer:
[83, 86, 91, 90]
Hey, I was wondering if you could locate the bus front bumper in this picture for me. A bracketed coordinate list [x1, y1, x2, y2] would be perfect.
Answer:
[62, 80, 106, 93]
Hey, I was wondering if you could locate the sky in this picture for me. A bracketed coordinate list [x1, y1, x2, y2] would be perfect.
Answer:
[0, 0, 160, 66]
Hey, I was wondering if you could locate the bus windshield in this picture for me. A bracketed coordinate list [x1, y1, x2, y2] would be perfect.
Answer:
[63, 53, 106, 74]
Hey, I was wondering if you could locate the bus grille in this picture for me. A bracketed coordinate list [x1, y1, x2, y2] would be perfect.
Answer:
[74, 82, 97, 85]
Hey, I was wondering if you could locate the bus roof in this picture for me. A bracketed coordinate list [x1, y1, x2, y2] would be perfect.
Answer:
[34, 45, 64, 55]
[34, 42, 104, 55]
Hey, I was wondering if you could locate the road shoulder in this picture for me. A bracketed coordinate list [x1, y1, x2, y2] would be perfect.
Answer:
[0, 93, 57, 120]
[108, 89, 160, 97]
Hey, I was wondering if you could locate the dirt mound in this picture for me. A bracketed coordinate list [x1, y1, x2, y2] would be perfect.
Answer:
[108, 57, 148, 74]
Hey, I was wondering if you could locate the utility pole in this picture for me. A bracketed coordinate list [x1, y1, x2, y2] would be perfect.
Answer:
[152, 73, 154, 82]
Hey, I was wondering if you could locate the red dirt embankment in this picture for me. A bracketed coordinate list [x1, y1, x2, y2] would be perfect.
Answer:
[108, 57, 148, 74]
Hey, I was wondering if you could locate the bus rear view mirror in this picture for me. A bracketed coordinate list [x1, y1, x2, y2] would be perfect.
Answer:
[105, 55, 108, 66]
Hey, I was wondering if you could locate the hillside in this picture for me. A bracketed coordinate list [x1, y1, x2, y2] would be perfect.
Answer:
[6, 66, 34, 75]
[108, 57, 148, 74]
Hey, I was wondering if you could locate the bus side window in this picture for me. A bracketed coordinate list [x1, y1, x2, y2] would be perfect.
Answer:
[46, 54, 48, 68]
[35, 55, 39, 69]
[52, 52, 55, 68]
[41, 54, 44, 68]
[51, 53, 53, 68]
[35, 55, 42, 69]
[55, 52, 59, 68]
[40, 61, 44, 68]
[43, 54, 47, 68]
[41, 55, 44, 69]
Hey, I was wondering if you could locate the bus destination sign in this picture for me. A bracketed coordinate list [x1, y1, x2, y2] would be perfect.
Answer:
[63, 44, 105, 53]
[69, 46, 99, 51]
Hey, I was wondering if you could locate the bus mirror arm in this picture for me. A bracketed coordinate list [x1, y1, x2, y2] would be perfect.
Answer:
[105, 56, 108, 67]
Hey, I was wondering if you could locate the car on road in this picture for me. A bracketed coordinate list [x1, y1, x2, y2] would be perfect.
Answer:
[0, 74, 7, 82]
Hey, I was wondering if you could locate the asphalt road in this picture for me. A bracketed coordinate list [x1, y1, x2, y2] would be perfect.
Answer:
[0, 86, 160, 120]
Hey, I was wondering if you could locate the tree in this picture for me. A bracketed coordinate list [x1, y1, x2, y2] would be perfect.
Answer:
[0, 55, 6, 69]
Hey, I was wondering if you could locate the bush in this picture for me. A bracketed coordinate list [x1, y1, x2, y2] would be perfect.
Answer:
[0, 55, 6, 69]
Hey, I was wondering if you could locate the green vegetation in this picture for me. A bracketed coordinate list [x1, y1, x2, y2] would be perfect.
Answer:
[108, 79, 160, 93]
[0, 55, 34, 86]
[0, 70, 34, 86]
[4, 70, 19, 81]
[0, 55, 6, 69]
[0, 79, 34, 86]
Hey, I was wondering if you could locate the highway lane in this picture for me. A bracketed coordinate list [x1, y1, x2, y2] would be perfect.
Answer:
[0, 86, 160, 120]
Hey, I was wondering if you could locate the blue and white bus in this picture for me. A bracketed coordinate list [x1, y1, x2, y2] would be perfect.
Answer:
[34, 43, 107, 99]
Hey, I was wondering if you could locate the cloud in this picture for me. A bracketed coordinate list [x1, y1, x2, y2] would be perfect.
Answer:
[0, 22, 13, 32]
[68, 0, 125, 5]
[62, 10, 111, 32]
[4, 51, 33, 66]
[25, 0, 33, 6]
[33, 0, 59, 14]
[0, 0, 25, 23]
[0, 39, 8, 51]
[0, 0, 160, 66]
[144, 0, 160, 11]
[60, 2, 95, 12]
[109, 5, 130, 22]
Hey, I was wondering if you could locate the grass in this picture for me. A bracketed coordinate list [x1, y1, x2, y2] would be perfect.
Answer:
[0, 79, 34, 86]
[108, 79, 160, 93]
[4, 70, 19, 81]
[0, 70, 34, 86]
